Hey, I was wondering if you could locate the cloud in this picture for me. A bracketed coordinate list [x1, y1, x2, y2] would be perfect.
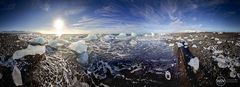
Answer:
[71, 0, 222, 33]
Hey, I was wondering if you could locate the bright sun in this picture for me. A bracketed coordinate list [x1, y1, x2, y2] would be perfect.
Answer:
[53, 19, 64, 36]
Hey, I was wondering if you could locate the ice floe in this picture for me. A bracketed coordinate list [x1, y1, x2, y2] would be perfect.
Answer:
[12, 45, 46, 59]
[12, 65, 23, 86]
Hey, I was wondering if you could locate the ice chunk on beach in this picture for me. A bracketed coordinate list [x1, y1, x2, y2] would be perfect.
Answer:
[217, 41, 222, 44]
[215, 38, 220, 41]
[48, 39, 69, 48]
[177, 42, 183, 47]
[230, 71, 237, 78]
[214, 58, 228, 68]
[84, 34, 98, 41]
[68, 40, 87, 54]
[30, 37, 47, 45]
[116, 33, 130, 41]
[213, 50, 223, 54]
[12, 45, 46, 59]
[77, 52, 89, 64]
[12, 66, 23, 86]
[130, 40, 137, 46]
[192, 44, 197, 48]
[101, 35, 115, 42]
[131, 32, 137, 37]
[218, 32, 223, 34]
[188, 57, 199, 73]
[169, 43, 174, 47]
[176, 37, 182, 40]
[151, 32, 155, 36]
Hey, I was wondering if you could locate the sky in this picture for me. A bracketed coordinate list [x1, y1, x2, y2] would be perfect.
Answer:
[0, 0, 240, 33]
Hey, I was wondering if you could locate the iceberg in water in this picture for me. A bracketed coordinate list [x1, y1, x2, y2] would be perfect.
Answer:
[12, 45, 46, 59]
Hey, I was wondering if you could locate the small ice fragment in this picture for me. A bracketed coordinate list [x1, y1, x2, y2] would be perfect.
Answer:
[130, 40, 137, 46]
[184, 42, 188, 45]
[214, 58, 228, 68]
[230, 71, 237, 78]
[204, 35, 208, 38]
[215, 38, 220, 41]
[165, 71, 171, 80]
[12, 66, 23, 86]
[151, 32, 155, 37]
[213, 50, 223, 54]
[169, 43, 174, 46]
[235, 43, 240, 46]
[177, 42, 183, 47]
[176, 37, 182, 40]
[192, 44, 197, 48]
[218, 32, 223, 34]
[131, 32, 137, 37]
[187, 39, 193, 42]
[217, 41, 222, 44]
[188, 57, 199, 73]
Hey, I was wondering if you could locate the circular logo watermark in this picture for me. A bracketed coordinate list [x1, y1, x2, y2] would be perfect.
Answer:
[216, 76, 226, 86]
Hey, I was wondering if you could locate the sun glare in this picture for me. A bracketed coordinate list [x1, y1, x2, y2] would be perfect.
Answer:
[53, 19, 64, 36]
